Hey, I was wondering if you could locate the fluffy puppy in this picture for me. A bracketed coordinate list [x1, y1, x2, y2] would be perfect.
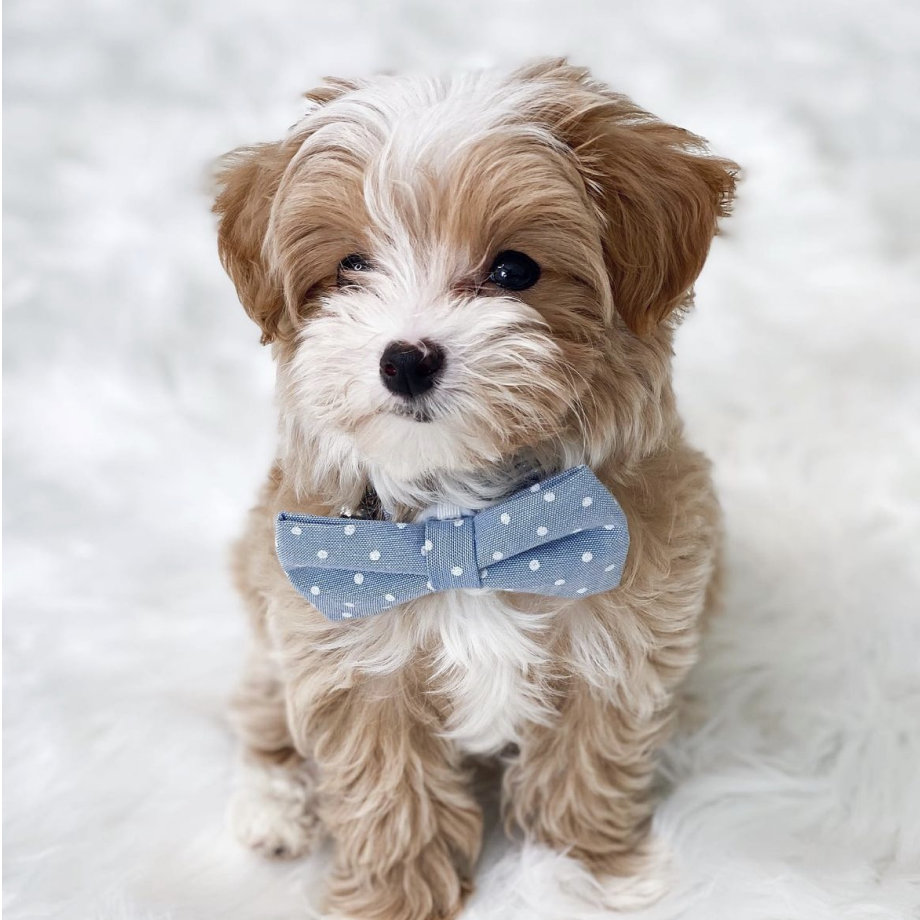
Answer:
[214, 58, 737, 920]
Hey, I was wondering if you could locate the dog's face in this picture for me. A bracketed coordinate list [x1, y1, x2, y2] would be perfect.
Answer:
[215, 61, 736, 496]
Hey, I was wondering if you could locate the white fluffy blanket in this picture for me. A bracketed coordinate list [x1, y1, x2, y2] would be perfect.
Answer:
[4, 1, 919, 917]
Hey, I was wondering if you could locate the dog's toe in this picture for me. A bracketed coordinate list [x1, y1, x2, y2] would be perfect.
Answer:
[228, 763, 322, 860]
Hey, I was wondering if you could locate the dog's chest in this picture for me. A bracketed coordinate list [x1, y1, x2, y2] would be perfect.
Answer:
[427, 590, 553, 756]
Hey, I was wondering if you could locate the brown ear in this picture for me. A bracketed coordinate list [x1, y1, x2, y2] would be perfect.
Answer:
[587, 117, 738, 335]
[213, 139, 300, 344]
[524, 60, 739, 335]
[213, 78, 360, 344]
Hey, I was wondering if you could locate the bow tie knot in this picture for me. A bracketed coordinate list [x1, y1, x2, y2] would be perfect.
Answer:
[424, 518, 481, 590]
[276, 466, 629, 621]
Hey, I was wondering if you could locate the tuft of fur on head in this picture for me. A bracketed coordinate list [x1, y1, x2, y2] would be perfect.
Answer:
[214, 58, 737, 514]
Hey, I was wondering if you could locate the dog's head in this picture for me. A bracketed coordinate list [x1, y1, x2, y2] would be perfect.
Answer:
[214, 60, 736, 500]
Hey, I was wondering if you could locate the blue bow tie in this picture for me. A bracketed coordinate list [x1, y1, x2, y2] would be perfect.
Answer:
[275, 466, 629, 621]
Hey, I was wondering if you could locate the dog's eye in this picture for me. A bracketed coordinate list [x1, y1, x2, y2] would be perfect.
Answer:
[339, 253, 371, 272]
[487, 251, 541, 292]
[337, 253, 373, 286]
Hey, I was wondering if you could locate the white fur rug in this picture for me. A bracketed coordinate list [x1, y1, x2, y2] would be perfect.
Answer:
[4, 1, 919, 918]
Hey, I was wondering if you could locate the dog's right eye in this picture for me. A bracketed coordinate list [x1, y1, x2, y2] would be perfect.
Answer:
[336, 253, 374, 288]
[339, 253, 370, 272]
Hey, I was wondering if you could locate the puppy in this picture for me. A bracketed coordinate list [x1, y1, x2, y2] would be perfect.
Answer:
[214, 58, 737, 920]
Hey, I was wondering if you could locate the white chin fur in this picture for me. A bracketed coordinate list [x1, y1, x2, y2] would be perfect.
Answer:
[355, 413, 496, 479]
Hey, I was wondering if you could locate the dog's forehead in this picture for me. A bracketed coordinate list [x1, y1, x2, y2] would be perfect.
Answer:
[285, 72, 579, 266]
[293, 73, 571, 201]
[293, 70, 552, 158]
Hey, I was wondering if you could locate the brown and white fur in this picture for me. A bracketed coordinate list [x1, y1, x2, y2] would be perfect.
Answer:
[214, 59, 737, 920]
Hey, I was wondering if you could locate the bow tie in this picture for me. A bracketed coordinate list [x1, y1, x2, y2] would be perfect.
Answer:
[275, 466, 629, 621]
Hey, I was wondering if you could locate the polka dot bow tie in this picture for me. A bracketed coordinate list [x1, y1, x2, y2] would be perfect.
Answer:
[275, 466, 629, 622]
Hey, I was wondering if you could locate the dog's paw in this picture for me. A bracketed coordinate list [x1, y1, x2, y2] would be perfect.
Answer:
[227, 762, 322, 860]
[504, 839, 670, 915]
[594, 839, 670, 910]
[597, 863, 669, 910]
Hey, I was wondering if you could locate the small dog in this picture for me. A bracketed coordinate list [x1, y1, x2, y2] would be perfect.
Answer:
[214, 59, 737, 919]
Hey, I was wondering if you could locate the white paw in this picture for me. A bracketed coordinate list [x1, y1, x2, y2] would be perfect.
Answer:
[597, 860, 669, 910]
[493, 839, 670, 916]
[594, 839, 670, 910]
[227, 762, 322, 860]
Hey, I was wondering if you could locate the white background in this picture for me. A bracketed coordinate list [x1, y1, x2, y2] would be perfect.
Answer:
[4, 1, 920, 917]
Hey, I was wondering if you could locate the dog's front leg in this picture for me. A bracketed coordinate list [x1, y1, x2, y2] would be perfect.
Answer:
[503, 679, 671, 906]
[287, 669, 483, 920]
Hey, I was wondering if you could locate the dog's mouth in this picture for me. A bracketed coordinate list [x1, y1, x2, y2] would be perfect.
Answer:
[390, 399, 435, 424]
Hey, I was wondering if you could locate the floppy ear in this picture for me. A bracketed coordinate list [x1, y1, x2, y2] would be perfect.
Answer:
[522, 60, 739, 335]
[213, 139, 301, 344]
[213, 78, 360, 344]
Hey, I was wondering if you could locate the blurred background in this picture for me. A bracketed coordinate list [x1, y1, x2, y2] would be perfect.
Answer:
[4, 1, 919, 918]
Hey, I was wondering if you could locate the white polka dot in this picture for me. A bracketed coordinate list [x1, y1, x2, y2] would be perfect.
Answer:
[451, 566, 463, 577]
[344, 602, 355, 608]
[582, 552, 593, 563]
[290, 526, 302, 536]
[426, 581, 434, 591]
[529, 559, 540, 571]
[353, 573, 364, 585]
[603, 524, 616, 530]
[577, 587, 588, 594]
[310, 585, 320, 596]
[316, 549, 328, 559]
[530, 483, 541, 492]
[453, 519, 464, 527]
[343, 611, 353, 618]
[582, 497, 593, 507]
[369, 550, 380, 561]
[421, 540, 433, 556]
[396, 523, 407, 529]
[343, 524, 356, 535]
[385, 593, 395, 602]
[500, 513, 511, 525]
[554, 579, 566, 586]
[605, 564, 616, 572]
[536, 526, 548, 536]
[481, 569, 489, 579]
[543, 492, 556, 502]
[492, 551, 504, 561]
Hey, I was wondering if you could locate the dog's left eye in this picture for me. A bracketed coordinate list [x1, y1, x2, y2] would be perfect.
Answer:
[487, 251, 541, 292]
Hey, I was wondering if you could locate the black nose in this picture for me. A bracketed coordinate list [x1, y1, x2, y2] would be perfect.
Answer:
[379, 341, 445, 398]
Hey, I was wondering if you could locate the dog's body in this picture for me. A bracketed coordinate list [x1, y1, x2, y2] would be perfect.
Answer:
[215, 60, 736, 919]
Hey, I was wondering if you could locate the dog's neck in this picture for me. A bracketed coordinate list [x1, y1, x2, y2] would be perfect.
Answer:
[286, 433, 585, 522]
[365, 446, 568, 523]
[280, 412, 598, 521]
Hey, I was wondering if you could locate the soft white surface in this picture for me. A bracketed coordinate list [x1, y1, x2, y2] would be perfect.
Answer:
[4, 1, 920, 917]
